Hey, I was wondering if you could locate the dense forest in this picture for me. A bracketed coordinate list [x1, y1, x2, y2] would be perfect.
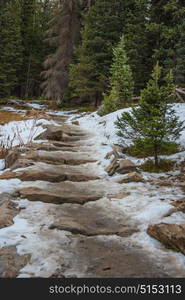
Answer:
[0, 0, 185, 107]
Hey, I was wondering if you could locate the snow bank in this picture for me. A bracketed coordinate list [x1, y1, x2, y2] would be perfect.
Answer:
[78, 103, 185, 148]
[0, 118, 54, 148]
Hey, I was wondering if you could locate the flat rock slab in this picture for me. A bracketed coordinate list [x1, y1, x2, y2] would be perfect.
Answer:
[147, 223, 185, 255]
[28, 143, 78, 152]
[18, 182, 104, 204]
[62, 236, 168, 278]
[24, 150, 97, 165]
[17, 179, 128, 204]
[0, 162, 99, 182]
[0, 247, 30, 278]
[9, 159, 35, 171]
[35, 125, 87, 142]
[49, 205, 138, 237]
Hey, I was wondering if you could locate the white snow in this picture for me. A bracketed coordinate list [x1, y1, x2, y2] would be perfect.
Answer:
[0, 199, 72, 278]
[0, 106, 26, 113]
[0, 178, 21, 194]
[48, 109, 79, 117]
[0, 118, 55, 148]
[0, 159, 5, 171]
[26, 103, 46, 110]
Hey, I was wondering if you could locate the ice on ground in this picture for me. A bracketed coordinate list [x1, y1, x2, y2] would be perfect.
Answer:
[48, 109, 79, 117]
[0, 106, 26, 113]
[26, 103, 46, 110]
[0, 178, 21, 194]
[0, 199, 72, 278]
[0, 159, 5, 171]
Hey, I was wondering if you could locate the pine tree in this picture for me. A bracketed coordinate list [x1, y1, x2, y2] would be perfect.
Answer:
[0, 0, 22, 98]
[69, 0, 130, 105]
[115, 63, 184, 167]
[20, 0, 36, 97]
[41, 0, 80, 103]
[124, 0, 150, 94]
[174, 20, 185, 87]
[29, 0, 54, 98]
[148, 0, 185, 75]
[102, 36, 134, 114]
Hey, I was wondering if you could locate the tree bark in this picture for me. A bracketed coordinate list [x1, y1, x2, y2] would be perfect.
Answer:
[154, 144, 159, 167]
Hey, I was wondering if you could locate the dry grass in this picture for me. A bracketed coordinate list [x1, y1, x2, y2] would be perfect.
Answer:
[0, 111, 26, 125]
[0, 111, 41, 159]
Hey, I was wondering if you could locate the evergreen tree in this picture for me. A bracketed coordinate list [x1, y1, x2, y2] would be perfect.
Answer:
[115, 63, 184, 167]
[30, 0, 54, 98]
[0, 0, 22, 98]
[69, 0, 131, 105]
[102, 36, 134, 114]
[148, 0, 185, 75]
[20, 0, 36, 97]
[41, 0, 80, 103]
[124, 0, 150, 94]
[20, 0, 52, 98]
[174, 20, 185, 87]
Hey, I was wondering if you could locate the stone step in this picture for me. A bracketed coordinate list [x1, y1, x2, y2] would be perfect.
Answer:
[24, 150, 97, 165]
[36, 125, 87, 142]
[49, 204, 138, 237]
[18, 185, 103, 205]
[17, 180, 128, 205]
[29, 143, 78, 152]
[0, 162, 100, 182]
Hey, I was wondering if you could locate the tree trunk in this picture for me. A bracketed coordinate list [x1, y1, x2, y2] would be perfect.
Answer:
[154, 144, 159, 167]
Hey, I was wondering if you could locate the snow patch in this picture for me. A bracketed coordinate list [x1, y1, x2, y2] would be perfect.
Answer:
[0, 118, 55, 148]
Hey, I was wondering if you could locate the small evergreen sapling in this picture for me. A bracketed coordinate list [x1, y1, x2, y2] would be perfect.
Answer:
[102, 36, 133, 114]
[115, 63, 184, 167]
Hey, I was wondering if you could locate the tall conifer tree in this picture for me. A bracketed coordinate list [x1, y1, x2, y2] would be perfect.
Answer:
[69, 0, 130, 105]
[41, 0, 80, 103]
[0, 0, 22, 98]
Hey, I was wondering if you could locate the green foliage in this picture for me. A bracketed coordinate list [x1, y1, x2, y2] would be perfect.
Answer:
[0, 0, 23, 98]
[115, 63, 185, 167]
[102, 36, 134, 114]
[1, 0, 185, 103]
[148, 0, 185, 75]
[102, 89, 119, 115]
[124, 0, 151, 94]
[41, 0, 81, 104]
[127, 139, 180, 158]
[174, 20, 185, 87]
[69, 0, 130, 105]
[20, 0, 53, 98]
[0, 0, 53, 100]
[140, 159, 175, 173]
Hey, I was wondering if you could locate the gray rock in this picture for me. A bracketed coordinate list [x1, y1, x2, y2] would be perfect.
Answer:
[105, 159, 136, 176]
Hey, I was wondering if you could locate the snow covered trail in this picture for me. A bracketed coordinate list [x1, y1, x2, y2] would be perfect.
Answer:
[0, 103, 185, 277]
